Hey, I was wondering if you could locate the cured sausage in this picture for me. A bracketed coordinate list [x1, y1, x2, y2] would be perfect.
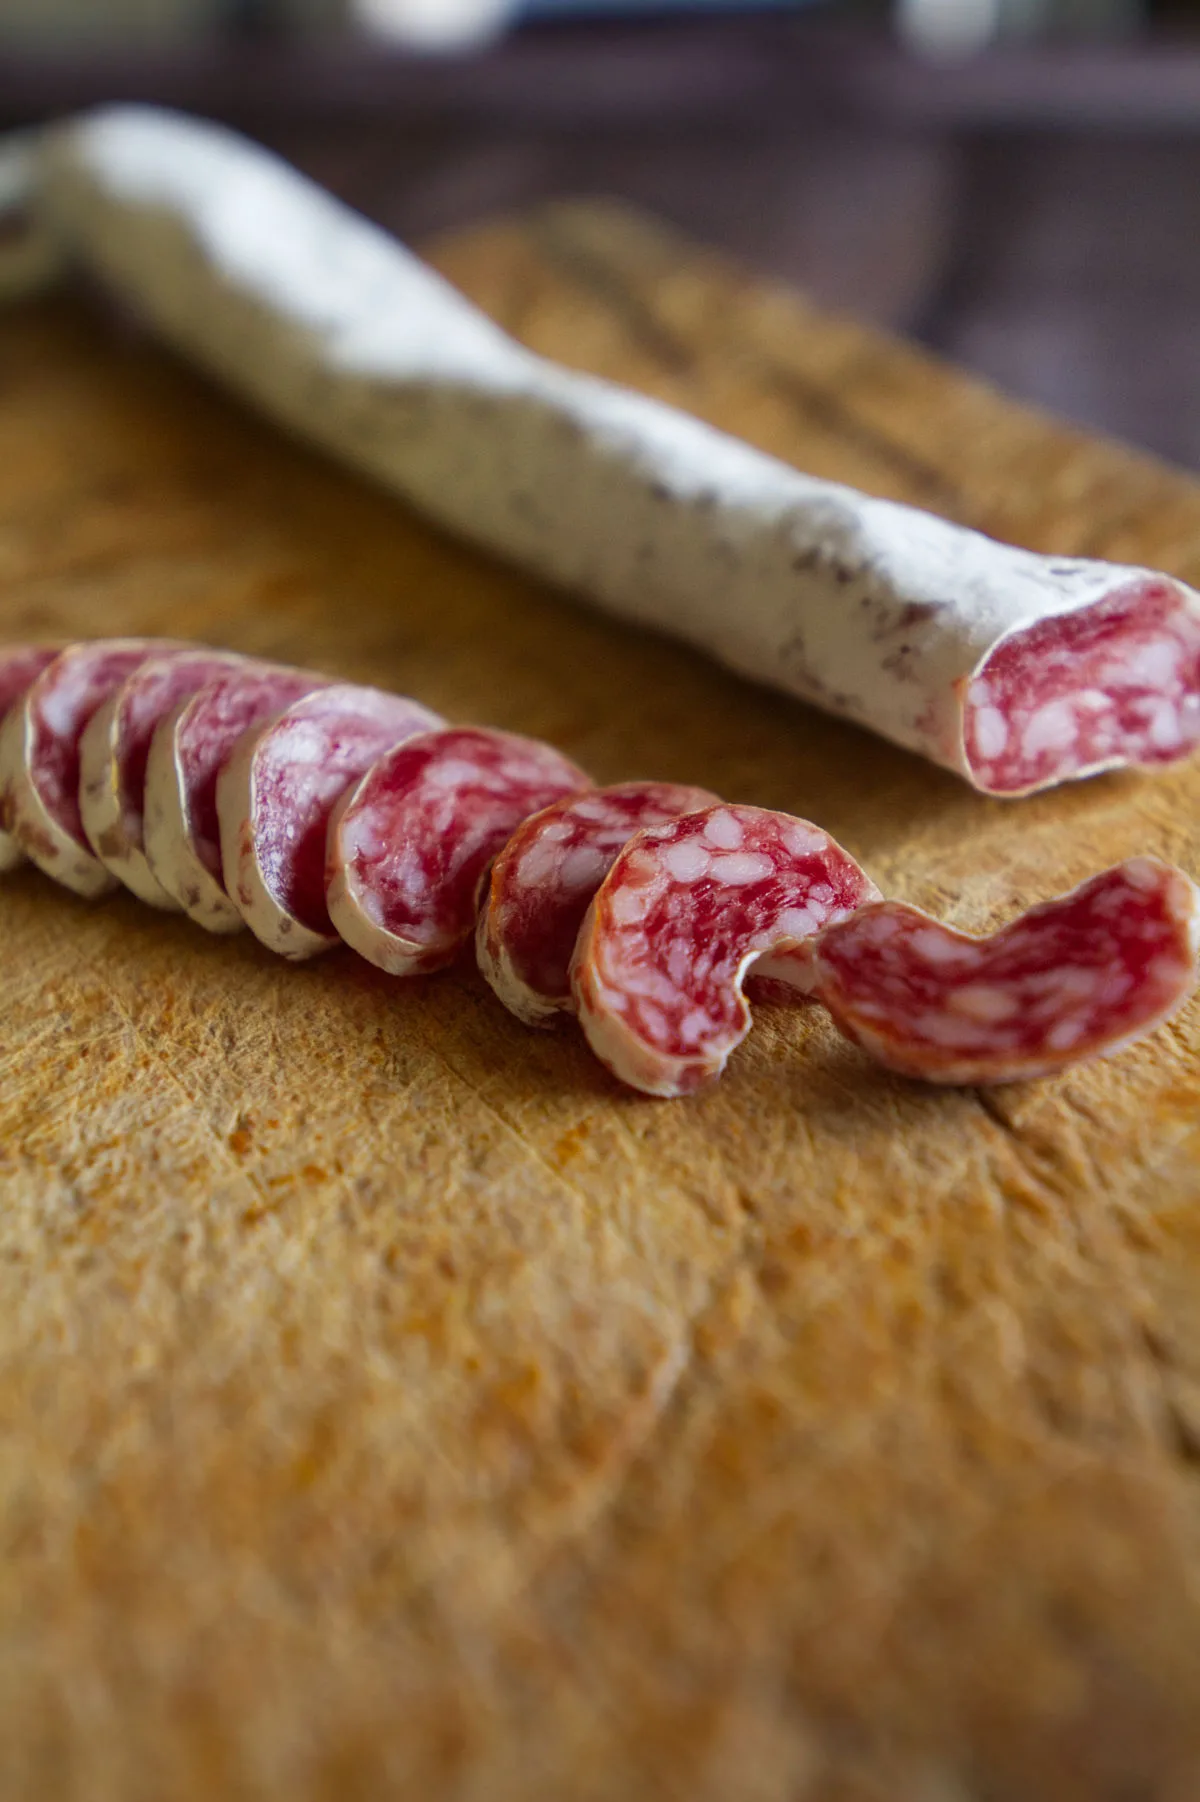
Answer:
[143, 663, 326, 933]
[21, 106, 1200, 796]
[0, 644, 62, 872]
[477, 780, 719, 1027]
[0, 638, 186, 897]
[804, 858, 1200, 1084]
[571, 804, 881, 1097]
[218, 684, 443, 960]
[327, 727, 591, 977]
[79, 647, 245, 907]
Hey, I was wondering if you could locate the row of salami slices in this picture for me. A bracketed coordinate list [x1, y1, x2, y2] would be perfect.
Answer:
[1, 639, 1197, 1098]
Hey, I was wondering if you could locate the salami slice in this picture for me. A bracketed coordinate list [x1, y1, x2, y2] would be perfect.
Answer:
[218, 684, 444, 960]
[0, 645, 63, 873]
[571, 804, 881, 1097]
[327, 727, 591, 977]
[0, 638, 187, 897]
[804, 858, 1200, 1085]
[78, 647, 245, 908]
[143, 663, 327, 934]
[26, 106, 1200, 796]
[477, 780, 720, 1027]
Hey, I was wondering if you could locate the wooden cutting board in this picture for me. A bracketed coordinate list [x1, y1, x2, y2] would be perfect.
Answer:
[2, 199, 1200, 1802]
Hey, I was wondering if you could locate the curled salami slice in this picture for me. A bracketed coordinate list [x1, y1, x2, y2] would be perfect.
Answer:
[78, 647, 246, 908]
[218, 684, 444, 960]
[571, 804, 881, 1097]
[805, 858, 1200, 1085]
[0, 637, 187, 897]
[0, 645, 63, 873]
[327, 727, 591, 977]
[143, 662, 327, 934]
[477, 780, 720, 1027]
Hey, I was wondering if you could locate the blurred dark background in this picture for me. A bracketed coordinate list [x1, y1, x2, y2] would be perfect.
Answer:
[3, 0, 1200, 465]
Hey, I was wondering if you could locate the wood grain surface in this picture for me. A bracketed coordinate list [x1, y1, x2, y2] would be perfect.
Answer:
[2, 200, 1200, 1802]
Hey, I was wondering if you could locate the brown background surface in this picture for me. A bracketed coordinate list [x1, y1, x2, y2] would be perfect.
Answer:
[2, 199, 1200, 1800]
[6, 20, 1200, 467]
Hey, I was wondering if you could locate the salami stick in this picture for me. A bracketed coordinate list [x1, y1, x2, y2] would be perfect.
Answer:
[326, 727, 591, 977]
[143, 663, 328, 934]
[217, 685, 443, 960]
[478, 781, 720, 1027]
[804, 859, 1200, 1085]
[0, 646, 63, 872]
[79, 647, 246, 908]
[0, 639, 188, 897]
[571, 805, 880, 1097]
[11, 106, 1199, 797]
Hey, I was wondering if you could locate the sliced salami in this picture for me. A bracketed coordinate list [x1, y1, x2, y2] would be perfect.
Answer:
[79, 647, 246, 908]
[804, 858, 1200, 1084]
[477, 780, 720, 1028]
[218, 684, 444, 960]
[571, 804, 881, 1097]
[0, 638, 186, 897]
[327, 727, 591, 977]
[0, 645, 63, 873]
[143, 663, 327, 934]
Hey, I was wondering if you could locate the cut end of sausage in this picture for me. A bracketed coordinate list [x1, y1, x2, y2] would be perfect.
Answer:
[219, 683, 444, 960]
[809, 858, 1200, 1084]
[327, 726, 592, 978]
[477, 780, 721, 1028]
[965, 577, 1200, 796]
[571, 804, 882, 1098]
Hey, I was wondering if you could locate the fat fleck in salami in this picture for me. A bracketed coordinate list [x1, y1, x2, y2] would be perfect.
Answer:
[804, 858, 1200, 1084]
[143, 663, 327, 933]
[327, 727, 591, 977]
[218, 684, 443, 959]
[572, 804, 881, 1097]
[79, 647, 245, 907]
[478, 780, 720, 1027]
[0, 638, 186, 897]
[0, 644, 62, 872]
[19, 106, 1200, 795]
